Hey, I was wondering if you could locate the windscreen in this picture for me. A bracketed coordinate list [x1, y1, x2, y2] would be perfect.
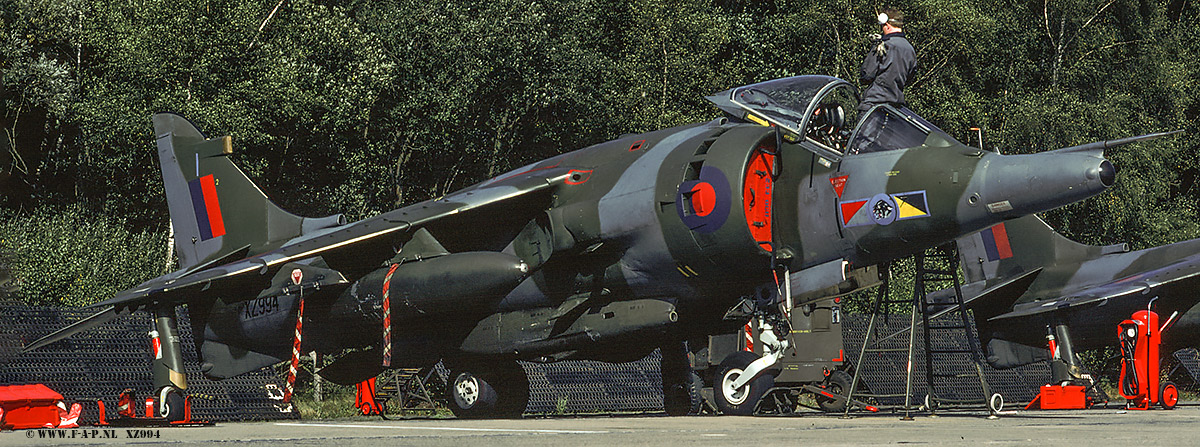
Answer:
[848, 106, 932, 155]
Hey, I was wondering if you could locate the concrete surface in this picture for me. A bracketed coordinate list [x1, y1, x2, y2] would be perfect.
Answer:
[5, 407, 1199, 446]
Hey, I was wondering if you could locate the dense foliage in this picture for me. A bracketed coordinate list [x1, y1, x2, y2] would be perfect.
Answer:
[1, 0, 1197, 305]
[0, 206, 167, 305]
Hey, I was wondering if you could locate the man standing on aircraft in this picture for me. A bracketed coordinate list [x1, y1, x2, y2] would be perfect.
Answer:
[858, 8, 916, 113]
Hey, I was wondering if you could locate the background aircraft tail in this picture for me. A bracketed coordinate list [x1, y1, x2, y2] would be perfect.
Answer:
[955, 214, 1128, 368]
[957, 214, 1125, 286]
[153, 113, 345, 272]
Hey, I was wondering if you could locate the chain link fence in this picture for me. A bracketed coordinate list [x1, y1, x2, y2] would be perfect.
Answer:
[6, 303, 1195, 418]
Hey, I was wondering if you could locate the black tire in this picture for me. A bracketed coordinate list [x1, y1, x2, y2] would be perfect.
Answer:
[157, 386, 185, 422]
[817, 370, 852, 413]
[663, 371, 704, 416]
[1160, 381, 1179, 410]
[714, 351, 774, 416]
[447, 361, 528, 419]
[661, 341, 703, 416]
[494, 363, 530, 418]
[448, 370, 498, 418]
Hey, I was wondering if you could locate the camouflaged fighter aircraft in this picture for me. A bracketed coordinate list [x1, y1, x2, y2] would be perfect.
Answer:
[26, 75, 1143, 419]
[940, 212, 1200, 381]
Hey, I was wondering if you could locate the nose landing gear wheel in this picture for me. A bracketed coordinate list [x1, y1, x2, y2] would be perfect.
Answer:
[714, 351, 774, 415]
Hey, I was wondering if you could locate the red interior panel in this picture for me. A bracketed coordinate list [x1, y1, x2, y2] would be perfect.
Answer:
[743, 146, 776, 252]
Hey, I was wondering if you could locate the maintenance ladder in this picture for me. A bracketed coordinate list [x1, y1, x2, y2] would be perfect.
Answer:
[374, 367, 440, 417]
[843, 243, 999, 419]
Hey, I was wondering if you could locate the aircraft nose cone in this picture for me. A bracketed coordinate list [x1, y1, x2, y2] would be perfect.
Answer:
[1097, 159, 1117, 187]
[1084, 159, 1117, 187]
[970, 151, 1115, 222]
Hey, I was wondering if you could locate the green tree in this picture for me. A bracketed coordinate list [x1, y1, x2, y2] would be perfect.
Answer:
[1, 0, 1198, 308]
[0, 206, 167, 305]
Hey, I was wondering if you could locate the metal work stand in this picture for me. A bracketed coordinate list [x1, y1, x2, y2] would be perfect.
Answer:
[844, 243, 1000, 420]
[914, 243, 998, 419]
[843, 263, 918, 418]
[374, 368, 439, 417]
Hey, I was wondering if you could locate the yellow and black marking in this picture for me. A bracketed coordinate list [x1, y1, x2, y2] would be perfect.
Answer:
[745, 113, 770, 127]
[675, 264, 700, 278]
[891, 190, 930, 220]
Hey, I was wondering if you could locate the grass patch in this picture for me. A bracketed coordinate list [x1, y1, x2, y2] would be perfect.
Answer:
[294, 383, 363, 420]
[291, 380, 455, 419]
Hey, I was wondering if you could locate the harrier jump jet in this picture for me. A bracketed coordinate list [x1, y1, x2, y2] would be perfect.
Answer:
[945, 212, 1200, 382]
[26, 75, 1136, 418]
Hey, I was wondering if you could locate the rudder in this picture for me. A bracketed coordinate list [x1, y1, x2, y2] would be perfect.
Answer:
[153, 113, 344, 271]
[956, 214, 1101, 285]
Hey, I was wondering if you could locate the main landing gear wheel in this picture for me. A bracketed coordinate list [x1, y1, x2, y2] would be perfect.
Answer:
[663, 371, 704, 416]
[447, 361, 529, 419]
[817, 370, 852, 413]
[661, 342, 703, 416]
[158, 386, 185, 422]
[1160, 381, 1178, 410]
[714, 351, 774, 416]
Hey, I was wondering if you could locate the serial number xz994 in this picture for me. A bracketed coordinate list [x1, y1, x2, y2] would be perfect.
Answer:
[242, 296, 280, 320]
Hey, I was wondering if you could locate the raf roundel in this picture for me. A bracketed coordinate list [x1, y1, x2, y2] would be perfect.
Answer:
[689, 182, 717, 216]
[677, 167, 732, 233]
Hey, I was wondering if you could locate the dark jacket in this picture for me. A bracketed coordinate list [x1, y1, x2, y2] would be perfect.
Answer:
[858, 32, 916, 112]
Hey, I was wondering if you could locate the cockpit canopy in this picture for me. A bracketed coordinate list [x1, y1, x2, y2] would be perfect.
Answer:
[706, 75, 961, 161]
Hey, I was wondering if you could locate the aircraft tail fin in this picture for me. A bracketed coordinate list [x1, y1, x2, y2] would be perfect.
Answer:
[956, 213, 1123, 285]
[153, 113, 345, 271]
[954, 214, 1128, 369]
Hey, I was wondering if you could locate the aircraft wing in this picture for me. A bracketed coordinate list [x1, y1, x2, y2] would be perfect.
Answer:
[989, 252, 1200, 321]
[870, 268, 1042, 345]
[90, 166, 573, 312]
[22, 306, 120, 352]
[925, 267, 1042, 318]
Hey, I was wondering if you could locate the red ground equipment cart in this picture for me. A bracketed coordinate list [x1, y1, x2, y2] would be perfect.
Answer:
[1118, 308, 1179, 410]
[1024, 324, 1096, 410]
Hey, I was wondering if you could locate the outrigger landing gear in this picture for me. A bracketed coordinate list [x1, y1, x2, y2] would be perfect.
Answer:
[150, 303, 189, 422]
[95, 303, 208, 426]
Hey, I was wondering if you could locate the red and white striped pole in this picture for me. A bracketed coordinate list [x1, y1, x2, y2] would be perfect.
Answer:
[283, 268, 304, 404]
[381, 263, 401, 368]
